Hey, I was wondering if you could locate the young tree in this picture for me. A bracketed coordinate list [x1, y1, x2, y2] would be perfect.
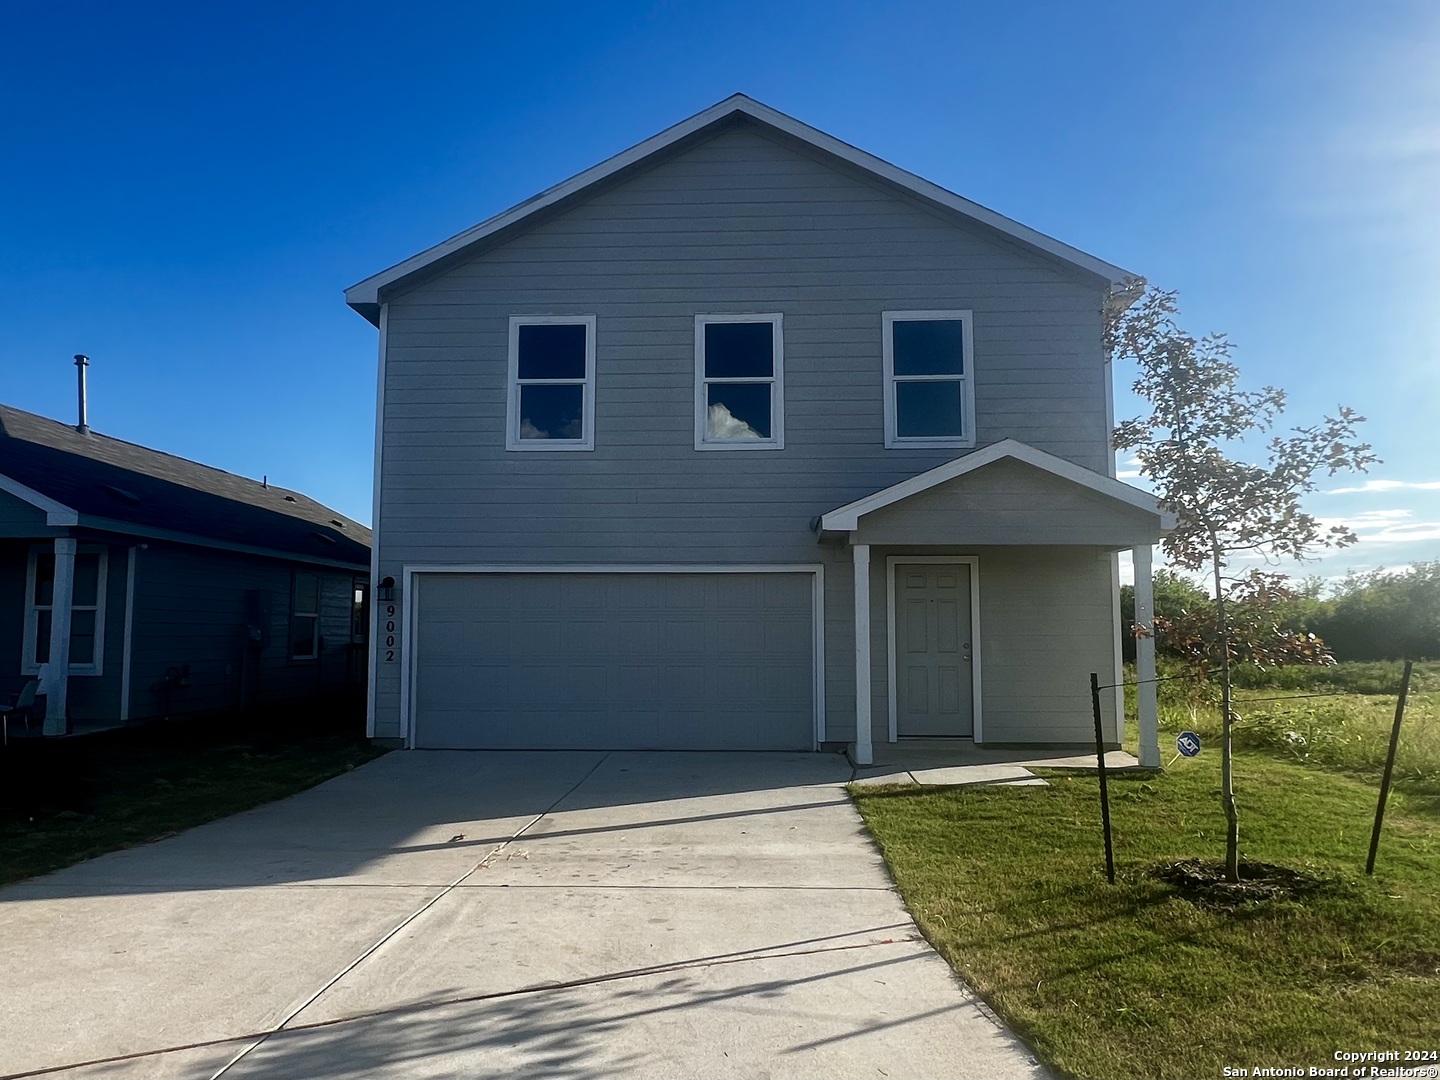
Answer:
[1111, 289, 1378, 881]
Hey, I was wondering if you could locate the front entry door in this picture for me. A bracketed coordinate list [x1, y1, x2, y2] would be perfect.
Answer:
[894, 562, 974, 737]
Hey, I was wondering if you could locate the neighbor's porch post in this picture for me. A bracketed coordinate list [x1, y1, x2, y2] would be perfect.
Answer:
[43, 537, 76, 736]
[1133, 543, 1159, 767]
[852, 543, 873, 766]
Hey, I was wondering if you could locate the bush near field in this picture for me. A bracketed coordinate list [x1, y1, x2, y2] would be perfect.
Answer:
[1121, 563, 1440, 663]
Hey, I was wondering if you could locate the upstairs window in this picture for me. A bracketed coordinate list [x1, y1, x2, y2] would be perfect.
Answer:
[507, 316, 596, 451]
[23, 546, 107, 675]
[883, 311, 975, 449]
[694, 314, 784, 450]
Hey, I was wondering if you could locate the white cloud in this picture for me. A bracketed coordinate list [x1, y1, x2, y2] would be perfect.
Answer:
[707, 403, 762, 440]
[1319, 508, 1440, 544]
[1327, 479, 1440, 494]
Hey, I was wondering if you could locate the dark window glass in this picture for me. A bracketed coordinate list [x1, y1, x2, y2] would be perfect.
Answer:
[519, 384, 585, 440]
[704, 322, 773, 379]
[706, 383, 772, 440]
[35, 610, 51, 664]
[34, 554, 55, 606]
[69, 609, 96, 665]
[896, 381, 964, 438]
[291, 617, 317, 660]
[893, 320, 964, 376]
[517, 324, 587, 380]
[295, 572, 319, 614]
[72, 553, 100, 607]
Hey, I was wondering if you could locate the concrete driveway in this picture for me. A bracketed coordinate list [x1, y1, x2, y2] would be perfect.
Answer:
[0, 751, 1047, 1079]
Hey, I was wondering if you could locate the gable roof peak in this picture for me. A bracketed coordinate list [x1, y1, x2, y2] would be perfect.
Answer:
[345, 95, 1141, 325]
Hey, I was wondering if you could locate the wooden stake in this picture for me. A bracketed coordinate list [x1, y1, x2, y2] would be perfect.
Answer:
[1091, 672, 1115, 884]
[1366, 660, 1414, 875]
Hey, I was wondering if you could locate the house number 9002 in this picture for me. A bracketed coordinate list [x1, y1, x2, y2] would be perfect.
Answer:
[384, 604, 397, 661]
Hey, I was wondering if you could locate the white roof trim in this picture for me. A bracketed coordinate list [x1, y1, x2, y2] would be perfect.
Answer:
[819, 439, 1175, 532]
[345, 94, 1140, 319]
[0, 472, 79, 526]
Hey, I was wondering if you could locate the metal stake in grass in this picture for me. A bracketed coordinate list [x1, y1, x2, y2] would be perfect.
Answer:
[1090, 672, 1115, 884]
[1366, 659, 1414, 876]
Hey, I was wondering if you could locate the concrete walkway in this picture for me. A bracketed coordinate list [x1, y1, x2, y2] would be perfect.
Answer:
[853, 739, 1140, 787]
[0, 751, 1048, 1079]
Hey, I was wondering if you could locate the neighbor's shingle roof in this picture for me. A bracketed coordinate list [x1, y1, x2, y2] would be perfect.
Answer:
[0, 403, 370, 566]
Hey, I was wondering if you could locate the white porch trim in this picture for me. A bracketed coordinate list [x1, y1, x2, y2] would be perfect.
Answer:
[119, 545, 138, 723]
[852, 545, 873, 765]
[42, 538, 77, 734]
[820, 439, 1173, 532]
[0, 472, 79, 526]
[1133, 543, 1160, 767]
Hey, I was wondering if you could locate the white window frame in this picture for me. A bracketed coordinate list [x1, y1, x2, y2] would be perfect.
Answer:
[882, 310, 976, 450]
[694, 313, 785, 451]
[291, 570, 320, 661]
[506, 315, 597, 451]
[23, 544, 108, 676]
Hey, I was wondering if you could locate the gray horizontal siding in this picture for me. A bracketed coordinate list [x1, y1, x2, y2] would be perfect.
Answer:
[0, 491, 52, 538]
[853, 459, 1162, 548]
[856, 547, 1119, 747]
[0, 541, 32, 705]
[371, 122, 1122, 742]
[128, 543, 358, 722]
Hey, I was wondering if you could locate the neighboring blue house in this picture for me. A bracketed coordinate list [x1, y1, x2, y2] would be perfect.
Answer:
[0, 402, 371, 736]
[346, 95, 1169, 765]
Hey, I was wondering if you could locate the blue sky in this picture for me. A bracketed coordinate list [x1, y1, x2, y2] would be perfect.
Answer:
[3, 1, 1437, 585]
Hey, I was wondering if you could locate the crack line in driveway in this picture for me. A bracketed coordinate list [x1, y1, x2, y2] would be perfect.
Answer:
[0, 933, 925, 1080]
[204, 751, 613, 1080]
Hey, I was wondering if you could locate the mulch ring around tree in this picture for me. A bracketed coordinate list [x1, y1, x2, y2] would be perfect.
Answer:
[1152, 857, 1337, 908]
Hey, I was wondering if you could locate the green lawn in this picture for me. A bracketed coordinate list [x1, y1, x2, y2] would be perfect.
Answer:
[0, 717, 385, 886]
[852, 666, 1440, 1080]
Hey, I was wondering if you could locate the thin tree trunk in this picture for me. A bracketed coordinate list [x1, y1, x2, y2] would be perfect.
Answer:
[1212, 544, 1239, 882]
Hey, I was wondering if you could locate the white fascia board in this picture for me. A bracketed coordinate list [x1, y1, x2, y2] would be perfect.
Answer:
[0, 472, 79, 526]
[819, 439, 1173, 531]
[344, 95, 1141, 321]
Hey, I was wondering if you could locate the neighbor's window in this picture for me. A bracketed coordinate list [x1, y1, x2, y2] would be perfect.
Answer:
[23, 546, 107, 675]
[291, 571, 320, 660]
[507, 316, 596, 450]
[694, 314, 784, 450]
[350, 581, 368, 642]
[883, 311, 975, 449]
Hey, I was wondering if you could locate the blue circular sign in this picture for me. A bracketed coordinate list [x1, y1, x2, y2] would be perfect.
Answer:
[1176, 731, 1202, 758]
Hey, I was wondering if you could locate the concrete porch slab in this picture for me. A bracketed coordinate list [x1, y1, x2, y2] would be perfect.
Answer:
[852, 741, 1139, 787]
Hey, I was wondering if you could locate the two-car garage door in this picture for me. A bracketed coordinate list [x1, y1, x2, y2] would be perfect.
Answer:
[411, 571, 817, 750]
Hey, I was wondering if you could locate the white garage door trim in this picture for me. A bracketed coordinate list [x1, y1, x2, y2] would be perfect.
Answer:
[400, 563, 827, 750]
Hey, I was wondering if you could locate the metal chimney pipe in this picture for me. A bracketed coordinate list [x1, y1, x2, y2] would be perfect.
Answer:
[73, 354, 90, 434]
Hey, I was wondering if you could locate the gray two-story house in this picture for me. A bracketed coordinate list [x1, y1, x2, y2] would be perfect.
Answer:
[346, 95, 1169, 766]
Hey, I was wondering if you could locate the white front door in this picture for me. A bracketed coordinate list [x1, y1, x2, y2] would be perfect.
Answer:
[893, 561, 975, 737]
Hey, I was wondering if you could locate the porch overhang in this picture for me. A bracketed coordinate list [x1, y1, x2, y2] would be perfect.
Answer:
[817, 439, 1174, 548]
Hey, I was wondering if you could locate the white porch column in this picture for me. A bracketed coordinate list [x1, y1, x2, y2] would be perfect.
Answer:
[1133, 543, 1159, 767]
[43, 537, 76, 736]
[852, 543, 873, 766]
